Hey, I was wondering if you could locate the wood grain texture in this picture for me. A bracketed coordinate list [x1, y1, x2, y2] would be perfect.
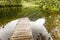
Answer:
[10, 18, 33, 40]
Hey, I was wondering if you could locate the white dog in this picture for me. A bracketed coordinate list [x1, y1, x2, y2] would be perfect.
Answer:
[0, 18, 53, 40]
[29, 18, 53, 40]
[0, 19, 18, 40]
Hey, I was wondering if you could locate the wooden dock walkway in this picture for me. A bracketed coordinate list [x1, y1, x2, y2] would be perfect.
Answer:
[10, 18, 33, 40]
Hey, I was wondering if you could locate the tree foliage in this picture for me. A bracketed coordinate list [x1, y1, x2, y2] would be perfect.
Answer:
[0, 0, 60, 40]
[0, 0, 60, 33]
[38, 0, 60, 31]
[21, 0, 60, 32]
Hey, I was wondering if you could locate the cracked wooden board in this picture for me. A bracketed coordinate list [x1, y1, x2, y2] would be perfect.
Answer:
[10, 18, 33, 40]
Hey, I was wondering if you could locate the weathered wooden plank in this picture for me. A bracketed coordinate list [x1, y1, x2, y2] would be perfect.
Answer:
[10, 18, 33, 40]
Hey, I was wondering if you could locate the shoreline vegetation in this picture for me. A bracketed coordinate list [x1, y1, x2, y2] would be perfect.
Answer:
[0, 0, 60, 40]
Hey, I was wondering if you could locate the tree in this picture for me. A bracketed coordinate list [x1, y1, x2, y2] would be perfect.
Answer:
[38, 0, 60, 31]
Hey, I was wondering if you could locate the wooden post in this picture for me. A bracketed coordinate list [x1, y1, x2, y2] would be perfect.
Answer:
[10, 18, 33, 40]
